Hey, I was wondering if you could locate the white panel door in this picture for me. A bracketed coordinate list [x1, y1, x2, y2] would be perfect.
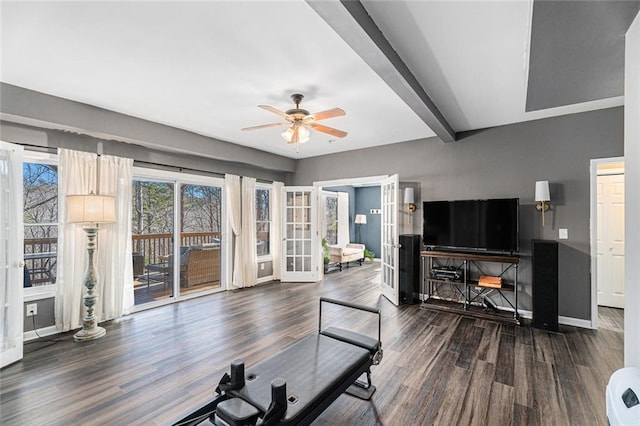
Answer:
[1, 141, 24, 368]
[597, 173, 625, 308]
[381, 174, 399, 305]
[281, 186, 318, 282]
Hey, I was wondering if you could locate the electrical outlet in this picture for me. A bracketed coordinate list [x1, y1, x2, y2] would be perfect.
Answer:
[260, 263, 265, 271]
[26, 303, 37, 317]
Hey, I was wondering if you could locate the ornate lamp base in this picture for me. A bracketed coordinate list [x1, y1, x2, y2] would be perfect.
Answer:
[74, 226, 106, 342]
[74, 325, 106, 342]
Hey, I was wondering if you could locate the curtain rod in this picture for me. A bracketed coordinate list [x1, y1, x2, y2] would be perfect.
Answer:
[20, 145, 277, 184]
[133, 160, 225, 178]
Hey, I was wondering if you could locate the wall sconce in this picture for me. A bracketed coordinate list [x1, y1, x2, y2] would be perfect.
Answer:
[404, 187, 416, 213]
[67, 191, 116, 341]
[535, 180, 550, 227]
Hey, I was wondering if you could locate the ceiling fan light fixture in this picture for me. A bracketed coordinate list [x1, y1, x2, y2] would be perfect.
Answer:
[281, 124, 310, 144]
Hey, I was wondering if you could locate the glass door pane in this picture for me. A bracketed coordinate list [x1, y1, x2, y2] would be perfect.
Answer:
[381, 174, 399, 305]
[178, 183, 222, 296]
[131, 179, 175, 305]
[281, 187, 317, 282]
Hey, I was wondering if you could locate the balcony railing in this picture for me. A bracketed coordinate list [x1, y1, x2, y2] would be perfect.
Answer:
[132, 231, 221, 264]
[24, 232, 221, 287]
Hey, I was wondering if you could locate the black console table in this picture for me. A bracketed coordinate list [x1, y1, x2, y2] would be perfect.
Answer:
[420, 250, 520, 324]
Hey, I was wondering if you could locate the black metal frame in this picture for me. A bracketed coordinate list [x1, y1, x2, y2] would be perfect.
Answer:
[172, 298, 382, 426]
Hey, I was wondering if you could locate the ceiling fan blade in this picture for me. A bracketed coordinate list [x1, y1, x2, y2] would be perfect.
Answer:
[258, 105, 290, 119]
[241, 122, 287, 131]
[310, 108, 346, 121]
[309, 122, 348, 138]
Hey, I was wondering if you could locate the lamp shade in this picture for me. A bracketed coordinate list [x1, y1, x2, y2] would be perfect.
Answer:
[355, 214, 367, 225]
[535, 181, 550, 202]
[404, 187, 415, 204]
[67, 193, 116, 224]
[281, 124, 310, 144]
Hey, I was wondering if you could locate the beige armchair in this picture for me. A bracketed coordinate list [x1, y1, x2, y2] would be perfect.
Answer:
[329, 243, 365, 271]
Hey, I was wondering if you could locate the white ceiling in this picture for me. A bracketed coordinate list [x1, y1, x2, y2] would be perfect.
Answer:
[0, 1, 624, 159]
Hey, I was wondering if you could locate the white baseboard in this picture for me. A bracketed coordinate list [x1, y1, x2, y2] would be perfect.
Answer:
[24, 325, 60, 342]
[558, 315, 593, 329]
[417, 301, 594, 330]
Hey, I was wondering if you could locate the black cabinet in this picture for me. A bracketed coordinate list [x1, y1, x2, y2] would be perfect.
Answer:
[399, 234, 421, 304]
[532, 240, 559, 332]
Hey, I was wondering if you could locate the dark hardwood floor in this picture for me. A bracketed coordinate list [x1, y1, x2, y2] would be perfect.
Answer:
[1, 262, 623, 425]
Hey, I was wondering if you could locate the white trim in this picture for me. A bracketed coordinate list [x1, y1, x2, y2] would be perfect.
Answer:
[24, 288, 56, 302]
[131, 167, 228, 302]
[24, 150, 57, 164]
[24, 325, 60, 342]
[257, 275, 273, 284]
[590, 156, 625, 330]
[559, 315, 594, 329]
[313, 175, 388, 188]
[313, 175, 388, 281]
[23, 153, 60, 299]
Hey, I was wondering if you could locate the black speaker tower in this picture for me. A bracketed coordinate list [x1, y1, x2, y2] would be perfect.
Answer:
[399, 234, 421, 304]
[532, 240, 559, 332]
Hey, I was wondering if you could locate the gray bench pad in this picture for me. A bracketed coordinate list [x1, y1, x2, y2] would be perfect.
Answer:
[233, 334, 370, 423]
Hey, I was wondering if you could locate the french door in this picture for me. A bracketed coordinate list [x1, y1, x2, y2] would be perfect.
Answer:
[281, 186, 319, 282]
[381, 174, 399, 305]
[1, 141, 24, 368]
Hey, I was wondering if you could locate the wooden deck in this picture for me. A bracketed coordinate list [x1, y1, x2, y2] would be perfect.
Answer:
[1, 262, 623, 425]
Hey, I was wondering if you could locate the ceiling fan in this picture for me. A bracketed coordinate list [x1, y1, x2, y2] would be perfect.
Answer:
[242, 94, 348, 144]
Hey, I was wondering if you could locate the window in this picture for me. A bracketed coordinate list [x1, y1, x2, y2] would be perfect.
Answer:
[325, 195, 338, 245]
[256, 187, 270, 257]
[23, 159, 58, 289]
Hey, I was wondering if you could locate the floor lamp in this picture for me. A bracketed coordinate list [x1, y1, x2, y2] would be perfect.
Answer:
[355, 214, 367, 244]
[67, 192, 116, 342]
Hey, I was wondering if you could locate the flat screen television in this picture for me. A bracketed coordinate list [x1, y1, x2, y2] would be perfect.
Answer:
[423, 198, 519, 253]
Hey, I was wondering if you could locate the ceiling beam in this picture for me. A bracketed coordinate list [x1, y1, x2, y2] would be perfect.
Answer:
[307, 0, 456, 142]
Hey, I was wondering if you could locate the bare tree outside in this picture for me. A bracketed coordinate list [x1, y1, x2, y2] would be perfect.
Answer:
[23, 162, 58, 287]
[182, 184, 222, 233]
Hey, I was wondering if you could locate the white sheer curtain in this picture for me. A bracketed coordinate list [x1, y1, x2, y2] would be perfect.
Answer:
[272, 181, 284, 280]
[337, 192, 350, 246]
[56, 149, 96, 331]
[96, 154, 134, 320]
[225, 174, 242, 287]
[239, 176, 257, 288]
[56, 149, 133, 331]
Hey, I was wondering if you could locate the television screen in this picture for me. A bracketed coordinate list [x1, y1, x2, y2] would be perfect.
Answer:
[423, 198, 519, 253]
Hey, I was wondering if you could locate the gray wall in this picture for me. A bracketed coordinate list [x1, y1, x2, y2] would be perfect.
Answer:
[1, 83, 296, 174]
[23, 298, 55, 332]
[1, 121, 290, 183]
[293, 107, 625, 321]
[355, 186, 381, 257]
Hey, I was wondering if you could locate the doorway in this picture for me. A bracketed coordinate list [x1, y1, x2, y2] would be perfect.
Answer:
[314, 175, 400, 305]
[590, 157, 625, 329]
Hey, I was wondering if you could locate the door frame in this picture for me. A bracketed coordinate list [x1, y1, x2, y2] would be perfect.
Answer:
[313, 175, 388, 281]
[590, 156, 625, 329]
[131, 166, 228, 311]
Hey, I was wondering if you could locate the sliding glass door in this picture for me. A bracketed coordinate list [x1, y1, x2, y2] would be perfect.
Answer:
[131, 169, 225, 307]
[131, 179, 175, 305]
[178, 183, 222, 296]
